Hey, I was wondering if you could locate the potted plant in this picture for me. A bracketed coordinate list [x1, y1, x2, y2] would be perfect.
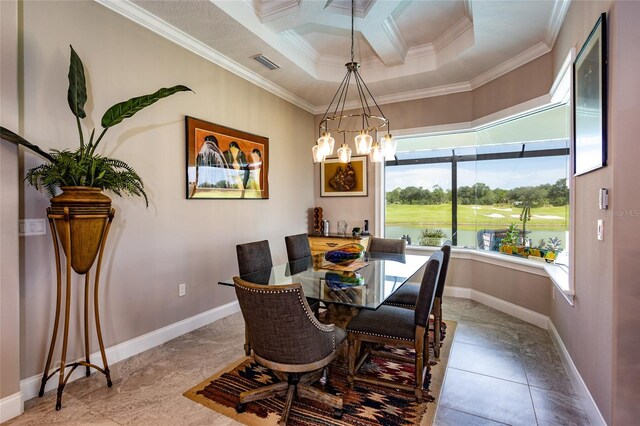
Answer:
[419, 228, 447, 246]
[542, 237, 562, 262]
[1, 45, 191, 272]
[498, 223, 521, 255]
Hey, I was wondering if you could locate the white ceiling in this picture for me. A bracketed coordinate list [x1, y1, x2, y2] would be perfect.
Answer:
[99, 0, 570, 114]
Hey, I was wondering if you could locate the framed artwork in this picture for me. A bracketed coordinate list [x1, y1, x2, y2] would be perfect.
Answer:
[186, 116, 269, 199]
[320, 156, 368, 197]
[573, 12, 607, 176]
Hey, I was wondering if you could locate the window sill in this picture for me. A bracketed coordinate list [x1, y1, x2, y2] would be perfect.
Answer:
[544, 263, 574, 305]
[406, 245, 574, 305]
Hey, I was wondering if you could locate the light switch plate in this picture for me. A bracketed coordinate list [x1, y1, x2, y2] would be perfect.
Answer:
[19, 219, 47, 236]
[599, 188, 608, 210]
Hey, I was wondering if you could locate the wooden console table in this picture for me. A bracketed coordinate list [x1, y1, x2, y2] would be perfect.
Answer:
[308, 234, 370, 256]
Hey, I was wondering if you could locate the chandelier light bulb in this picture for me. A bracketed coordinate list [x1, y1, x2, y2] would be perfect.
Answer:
[354, 131, 373, 154]
[381, 134, 397, 160]
[317, 132, 335, 156]
[312, 144, 325, 163]
[337, 143, 352, 163]
[369, 141, 384, 163]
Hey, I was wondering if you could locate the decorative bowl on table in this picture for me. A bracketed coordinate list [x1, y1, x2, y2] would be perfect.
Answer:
[324, 243, 365, 266]
[325, 271, 365, 289]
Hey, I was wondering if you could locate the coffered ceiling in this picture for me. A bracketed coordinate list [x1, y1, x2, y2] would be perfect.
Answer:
[99, 0, 570, 113]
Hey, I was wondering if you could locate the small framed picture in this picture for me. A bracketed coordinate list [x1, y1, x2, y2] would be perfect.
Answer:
[186, 116, 269, 199]
[320, 156, 368, 197]
[573, 12, 607, 176]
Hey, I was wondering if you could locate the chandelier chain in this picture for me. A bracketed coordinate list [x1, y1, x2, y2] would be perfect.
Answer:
[351, 0, 355, 63]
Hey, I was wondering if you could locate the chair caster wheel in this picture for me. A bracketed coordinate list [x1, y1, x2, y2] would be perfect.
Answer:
[332, 409, 343, 419]
[235, 403, 246, 413]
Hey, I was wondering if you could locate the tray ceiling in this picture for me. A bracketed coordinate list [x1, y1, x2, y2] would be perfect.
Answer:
[99, 0, 570, 113]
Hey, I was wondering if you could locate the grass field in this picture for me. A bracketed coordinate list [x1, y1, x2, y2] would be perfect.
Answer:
[385, 204, 569, 231]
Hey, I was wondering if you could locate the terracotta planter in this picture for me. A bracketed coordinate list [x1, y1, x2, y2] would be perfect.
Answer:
[49, 186, 112, 274]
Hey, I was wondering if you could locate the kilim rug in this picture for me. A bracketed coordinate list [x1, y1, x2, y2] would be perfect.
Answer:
[184, 321, 455, 425]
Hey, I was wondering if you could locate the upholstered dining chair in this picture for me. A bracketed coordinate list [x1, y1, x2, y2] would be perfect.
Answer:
[346, 251, 443, 402]
[284, 233, 312, 261]
[383, 240, 452, 358]
[284, 233, 321, 316]
[367, 237, 406, 254]
[233, 277, 346, 424]
[236, 240, 273, 355]
[236, 240, 273, 279]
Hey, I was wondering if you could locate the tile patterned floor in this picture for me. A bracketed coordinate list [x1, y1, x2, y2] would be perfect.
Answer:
[434, 297, 590, 426]
[4, 297, 590, 425]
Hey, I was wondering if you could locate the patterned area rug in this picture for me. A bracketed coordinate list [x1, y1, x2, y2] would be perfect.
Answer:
[184, 321, 455, 425]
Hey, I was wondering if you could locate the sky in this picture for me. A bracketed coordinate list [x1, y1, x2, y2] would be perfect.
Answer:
[385, 156, 569, 191]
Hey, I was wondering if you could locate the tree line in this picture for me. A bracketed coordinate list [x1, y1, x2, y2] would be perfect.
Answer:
[386, 179, 568, 207]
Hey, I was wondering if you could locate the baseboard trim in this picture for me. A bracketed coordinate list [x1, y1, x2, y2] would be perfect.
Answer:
[547, 321, 607, 426]
[444, 286, 549, 329]
[19, 301, 240, 405]
[0, 391, 23, 423]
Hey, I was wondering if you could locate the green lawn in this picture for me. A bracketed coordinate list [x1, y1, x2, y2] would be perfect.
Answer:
[385, 204, 569, 231]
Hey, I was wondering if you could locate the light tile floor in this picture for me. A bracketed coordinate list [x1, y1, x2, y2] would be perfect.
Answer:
[5, 297, 590, 425]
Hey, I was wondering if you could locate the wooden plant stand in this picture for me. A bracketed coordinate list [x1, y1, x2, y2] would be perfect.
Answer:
[38, 206, 115, 410]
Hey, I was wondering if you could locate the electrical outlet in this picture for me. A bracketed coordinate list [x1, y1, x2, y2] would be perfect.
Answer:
[179, 283, 186, 297]
[19, 218, 47, 236]
[597, 220, 604, 241]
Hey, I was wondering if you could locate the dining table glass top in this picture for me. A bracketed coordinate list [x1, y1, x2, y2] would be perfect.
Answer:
[219, 252, 427, 310]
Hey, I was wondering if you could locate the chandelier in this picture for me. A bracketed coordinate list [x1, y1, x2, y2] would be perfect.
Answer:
[312, 0, 396, 164]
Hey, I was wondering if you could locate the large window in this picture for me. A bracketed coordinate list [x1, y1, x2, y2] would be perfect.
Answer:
[384, 105, 570, 259]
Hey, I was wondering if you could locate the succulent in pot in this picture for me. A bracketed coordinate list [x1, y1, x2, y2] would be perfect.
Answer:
[0, 45, 192, 206]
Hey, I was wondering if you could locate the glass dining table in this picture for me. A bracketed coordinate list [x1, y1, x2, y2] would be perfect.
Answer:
[218, 252, 427, 311]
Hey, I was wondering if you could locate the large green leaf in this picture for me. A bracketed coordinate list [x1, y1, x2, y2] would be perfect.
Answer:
[0, 126, 55, 162]
[67, 45, 87, 119]
[101, 85, 192, 128]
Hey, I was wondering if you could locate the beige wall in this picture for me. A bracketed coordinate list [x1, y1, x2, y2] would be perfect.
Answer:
[473, 53, 553, 119]
[12, 0, 315, 381]
[549, 1, 616, 423]
[414, 253, 550, 317]
[608, 2, 640, 424]
[0, 0, 22, 402]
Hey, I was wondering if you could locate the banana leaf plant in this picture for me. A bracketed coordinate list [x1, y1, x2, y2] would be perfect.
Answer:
[0, 45, 192, 206]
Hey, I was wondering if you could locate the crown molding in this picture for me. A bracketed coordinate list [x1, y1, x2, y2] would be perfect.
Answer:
[381, 16, 408, 60]
[311, 81, 472, 114]
[311, 40, 551, 114]
[469, 41, 551, 90]
[95, 0, 316, 113]
[281, 30, 321, 63]
[432, 15, 474, 52]
[545, 0, 571, 48]
[250, 0, 301, 23]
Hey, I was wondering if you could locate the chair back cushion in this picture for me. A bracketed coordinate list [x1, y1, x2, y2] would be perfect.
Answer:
[435, 240, 452, 298]
[285, 233, 312, 262]
[414, 251, 443, 327]
[236, 240, 273, 277]
[367, 237, 406, 254]
[234, 277, 345, 365]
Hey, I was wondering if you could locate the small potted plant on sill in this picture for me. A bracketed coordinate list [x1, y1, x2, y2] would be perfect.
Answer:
[419, 228, 447, 247]
[498, 223, 522, 256]
[0, 45, 192, 273]
[542, 237, 562, 263]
